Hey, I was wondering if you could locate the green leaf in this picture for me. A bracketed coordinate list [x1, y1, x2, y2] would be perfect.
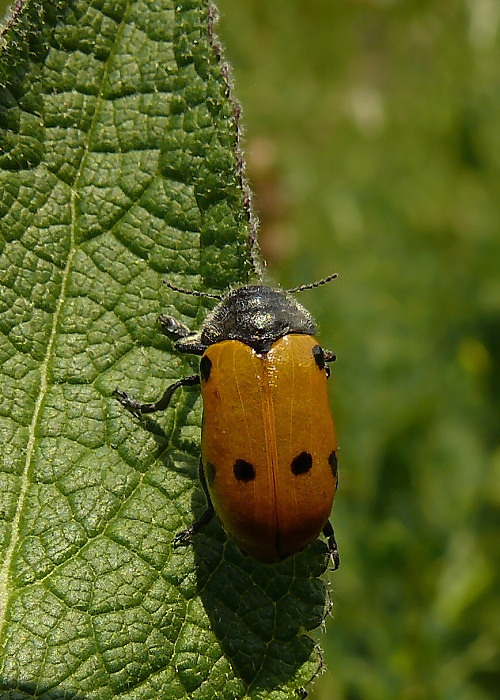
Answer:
[0, 1, 332, 698]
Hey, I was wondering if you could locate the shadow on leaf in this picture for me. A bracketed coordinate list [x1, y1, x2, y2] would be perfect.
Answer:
[192, 509, 330, 690]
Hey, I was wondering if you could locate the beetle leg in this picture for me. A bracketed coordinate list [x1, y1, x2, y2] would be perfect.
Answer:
[322, 520, 340, 570]
[323, 349, 336, 363]
[158, 314, 191, 339]
[158, 316, 208, 355]
[173, 459, 215, 548]
[114, 374, 200, 416]
[323, 348, 336, 378]
[172, 506, 215, 548]
[175, 334, 207, 356]
[158, 316, 207, 356]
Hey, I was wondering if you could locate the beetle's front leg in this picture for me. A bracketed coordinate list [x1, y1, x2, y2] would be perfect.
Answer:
[114, 374, 200, 417]
[158, 315, 207, 356]
[158, 314, 191, 340]
[323, 348, 336, 363]
[322, 348, 336, 378]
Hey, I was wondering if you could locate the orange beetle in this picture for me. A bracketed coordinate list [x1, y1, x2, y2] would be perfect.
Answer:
[115, 282, 339, 566]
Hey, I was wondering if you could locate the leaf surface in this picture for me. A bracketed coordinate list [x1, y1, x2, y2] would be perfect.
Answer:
[0, 1, 330, 698]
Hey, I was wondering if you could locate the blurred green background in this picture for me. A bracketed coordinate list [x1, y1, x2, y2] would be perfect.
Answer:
[2, 0, 499, 698]
[215, 1, 500, 699]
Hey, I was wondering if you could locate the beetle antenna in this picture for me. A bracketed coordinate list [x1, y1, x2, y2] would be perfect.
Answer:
[163, 280, 223, 299]
[287, 273, 338, 294]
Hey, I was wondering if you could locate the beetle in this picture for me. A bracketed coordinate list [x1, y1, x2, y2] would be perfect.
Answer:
[114, 278, 339, 567]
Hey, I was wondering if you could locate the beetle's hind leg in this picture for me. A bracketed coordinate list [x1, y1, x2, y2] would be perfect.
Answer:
[322, 520, 340, 570]
[173, 459, 215, 548]
[114, 374, 200, 417]
[173, 506, 215, 548]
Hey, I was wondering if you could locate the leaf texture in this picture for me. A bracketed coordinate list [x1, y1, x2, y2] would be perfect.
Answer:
[0, 1, 330, 698]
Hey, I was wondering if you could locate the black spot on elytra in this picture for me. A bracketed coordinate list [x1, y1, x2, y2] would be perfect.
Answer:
[291, 451, 313, 475]
[200, 355, 212, 382]
[312, 344, 325, 370]
[328, 451, 338, 478]
[233, 459, 256, 482]
[205, 461, 216, 485]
